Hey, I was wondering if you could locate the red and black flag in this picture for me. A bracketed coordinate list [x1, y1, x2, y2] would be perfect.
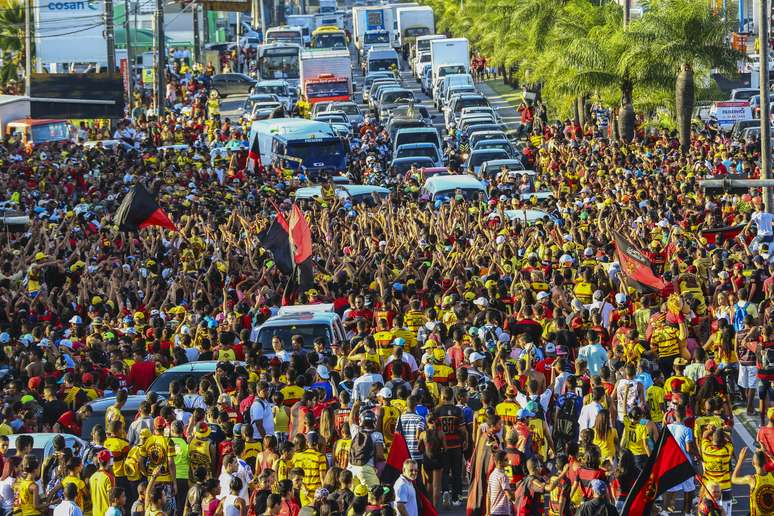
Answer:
[613, 230, 666, 293]
[382, 421, 438, 516]
[114, 184, 177, 232]
[259, 203, 315, 305]
[700, 224, 745, 245]
[246, 135, 262, 173]
[622, 427, 696, 515]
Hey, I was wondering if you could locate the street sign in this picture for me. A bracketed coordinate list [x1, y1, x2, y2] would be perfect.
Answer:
[201, 1, 250, 11]
[142, 68, 155, 85]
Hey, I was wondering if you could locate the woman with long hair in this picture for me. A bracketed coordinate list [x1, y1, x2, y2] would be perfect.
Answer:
[319, 408, 338, 455]
[592, 409, 619, 468]
[255, 435, 279, 478]
[611, 450, 637, 513]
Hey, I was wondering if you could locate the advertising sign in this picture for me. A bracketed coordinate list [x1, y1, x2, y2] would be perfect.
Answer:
[202, 0, 250, 11]
[142, 68, 155, 86]
[710, 101, 753, 130]
[34, 1, 107, 65]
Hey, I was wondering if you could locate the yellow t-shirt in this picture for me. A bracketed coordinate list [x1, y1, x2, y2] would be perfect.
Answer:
[273, 457, 293, 484]
[61, 475, 86, 509]
[124, 445, 143, 482]
[103, 437, 130, 477]
[593, 427, 618, 463]
[646, 385, 665, 423]
[701, 439, 733, 490]
[495, 401, 520, 425]
[140, 435, 176, 483]
[292, 449, 327, 505]
[13, 478, 40, 516]
[333, 439, 352, 469]
[89, 470, 113, 516]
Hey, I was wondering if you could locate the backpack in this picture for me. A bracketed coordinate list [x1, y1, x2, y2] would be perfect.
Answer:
[734, 302, 749, 332]
[513, 475, 539, 516]
[349, 430, 375, 466]
[553, 394, 579, 440]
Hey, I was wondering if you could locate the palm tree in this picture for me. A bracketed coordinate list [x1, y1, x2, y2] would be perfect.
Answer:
[623, 0, 741, 150]
[0, 0, 25, 88]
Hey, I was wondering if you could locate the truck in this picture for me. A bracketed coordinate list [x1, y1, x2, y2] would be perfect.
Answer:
[314, 12, 345, 31]
[299, 49, 353, 105]
[248, 118, 347, 179]
[384, 3, 418, 49]
[430, 37, 470, 95]
[353, 6, 394, 56]
[0, 95, 72, 147]
[396, 6, 434, 57]
[319, 0, 337, 14]
[285, 15, 317, 45]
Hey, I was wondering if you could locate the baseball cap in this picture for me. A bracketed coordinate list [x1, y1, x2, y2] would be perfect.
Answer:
[97, 449, 112, 463]
[544, 342, 556, 354]
[361, 410, 376, 423]
[195, 422, 211, 439]
[316, 364, 330, 379]
[378, 387, 393, 399]
[153, 416, 167, 429]
[590, 479, 606, 494]
[473, 297, 489, 307]
[517, 408, 534, 419]
[536, 291, 549, 301]
[469, 352, 485, 363]
[354, 484, 369, 497]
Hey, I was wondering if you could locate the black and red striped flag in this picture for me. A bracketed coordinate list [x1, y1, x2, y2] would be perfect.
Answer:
[613, 231, 666, 293]
[114, 184, 177, 232]
[700, 224, 745, 245]
[622, 427, 696, 514]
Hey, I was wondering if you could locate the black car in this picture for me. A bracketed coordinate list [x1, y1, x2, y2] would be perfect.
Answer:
[211, 73, 257, 97]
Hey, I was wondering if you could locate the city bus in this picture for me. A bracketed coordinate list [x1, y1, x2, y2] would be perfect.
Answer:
[311, 26, 348, 49]
[258, 43, 302, 88]
[265, 26, 305, 48]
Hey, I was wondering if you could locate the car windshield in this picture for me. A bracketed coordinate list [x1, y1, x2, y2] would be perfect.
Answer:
[30, 122, 70, 143]
[254, 85, 287, 96]
[397, 146, 437, 160]
[434, 188, 482, 201]
[369, 58, 397, 71]
[307, 81, 349, 98]
[332, 104, 360, 115]
[406, 27, 431, 37]
[393, 159, 433, 174]
[470, 151, 508, 167]
[381, 91, 414, 103]
[455, 97, 488, 114]
[350, 192, 388, 206]
[396, 131, 437, 148]
[258, 324, 332, 351]
[364, 32, 390, 44]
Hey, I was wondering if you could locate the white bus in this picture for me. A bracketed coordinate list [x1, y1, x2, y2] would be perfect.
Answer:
[258, 43, 302, 88]
[265, 26, 305, 48]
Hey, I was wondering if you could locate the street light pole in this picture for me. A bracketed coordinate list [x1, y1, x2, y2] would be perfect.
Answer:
[124, 0, 133, 112]
[760, 0, 772, 210]
[193, 2, 201, 64]
[154, 0, 166, 114]
[106, 0, 116, 77]
[24, 0, 31, 96]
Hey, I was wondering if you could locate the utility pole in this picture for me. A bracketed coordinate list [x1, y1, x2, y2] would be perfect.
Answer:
[124, 0, 133, 112]
[193, 2, 201, 65]
[760, 0, 772, 210]
[623, 0, 631, 29]
[24, 0, 31, 96]
[202, 4, 209, 46]
[106, 0, 116, 77]
[154, 0, 165, 115]
[236, 11, 241, 72]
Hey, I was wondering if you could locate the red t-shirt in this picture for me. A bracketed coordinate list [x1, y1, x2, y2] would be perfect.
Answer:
[57, 411, 80, 435]
[127, 360, 156, 392]
[758, 426, 774, 467]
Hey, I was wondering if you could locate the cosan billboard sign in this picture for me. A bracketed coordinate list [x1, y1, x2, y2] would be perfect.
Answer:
[34, 0, 107, 65]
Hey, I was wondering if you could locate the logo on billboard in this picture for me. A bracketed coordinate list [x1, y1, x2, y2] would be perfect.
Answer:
[47, 1, 98, 10]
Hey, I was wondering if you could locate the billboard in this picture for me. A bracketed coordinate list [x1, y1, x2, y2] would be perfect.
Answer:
[30, 73, 125, 118]
[34, 1, 107, 64]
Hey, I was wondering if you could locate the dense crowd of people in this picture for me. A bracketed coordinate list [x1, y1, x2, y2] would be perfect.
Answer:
[3, 39, 774, 516]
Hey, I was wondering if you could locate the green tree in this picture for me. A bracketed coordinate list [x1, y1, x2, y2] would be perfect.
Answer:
[623, 0, 741, 150]
[0, 0, 25, 89]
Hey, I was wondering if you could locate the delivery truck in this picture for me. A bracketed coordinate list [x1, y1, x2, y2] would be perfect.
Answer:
[285, 15, 316, 45]
[396, 6, 434, 58]
[353, 6, 394, 55]
[430, 37, 470, 96]
[384, 3, 418, 49]
[0, 95, 72, 147]
[299, 49, 353, 105]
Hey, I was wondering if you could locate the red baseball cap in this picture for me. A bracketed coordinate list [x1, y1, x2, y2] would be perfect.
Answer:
[97, 449, 112, 463]
[153, 416, 167, 429]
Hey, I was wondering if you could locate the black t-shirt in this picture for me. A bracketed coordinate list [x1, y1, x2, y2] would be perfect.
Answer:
[434, 404, 464, 448]
[42, 399, 68, 426]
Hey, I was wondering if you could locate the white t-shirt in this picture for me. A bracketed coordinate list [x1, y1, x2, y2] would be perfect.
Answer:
[249, 398, 275, 439]
[752, 211, 774, 236]
[394, 476, 418, 516]
[53, 501, 83, 516]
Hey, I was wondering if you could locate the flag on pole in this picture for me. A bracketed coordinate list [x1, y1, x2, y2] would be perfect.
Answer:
[613, 230, 667, 292]
[622, 427, 696, 514]
[114, 184, 177, 232]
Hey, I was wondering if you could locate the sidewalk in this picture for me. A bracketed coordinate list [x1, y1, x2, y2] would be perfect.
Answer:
[478, 79, 520, 123]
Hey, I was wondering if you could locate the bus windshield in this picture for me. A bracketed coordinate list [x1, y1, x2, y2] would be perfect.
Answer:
[306, 81, 349, 98]
[368, 58, 397, 71]
[287, 140, 345, 166]
[30, 122, 70, 143]
[259, 52, 300, 80]
[314, 33, 347, 49]
[266, 31, 303, 45]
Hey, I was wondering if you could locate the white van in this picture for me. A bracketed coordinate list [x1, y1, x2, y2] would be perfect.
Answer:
[422, 174, 488, 202]
[256, 303, 347, 353]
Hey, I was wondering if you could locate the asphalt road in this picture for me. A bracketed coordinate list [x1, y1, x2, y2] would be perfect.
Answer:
[217, 51, 757, 514]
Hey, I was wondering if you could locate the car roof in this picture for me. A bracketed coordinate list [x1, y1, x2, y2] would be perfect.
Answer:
[88, 394, 164, 412]
[392, 156, 435, 164]
[255, 80, 288, 86]
[343, 185, 390, 196]
[160, 360, 224, 374]
[396, 127, 438, 135]
[423, 174, 486, 192]
[261, 312, 340, 326]
[502, 209, 554, 222]
[481, 159, 524, 168]
[7, 433, 85, 449]
[397, 142, 436, 148]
